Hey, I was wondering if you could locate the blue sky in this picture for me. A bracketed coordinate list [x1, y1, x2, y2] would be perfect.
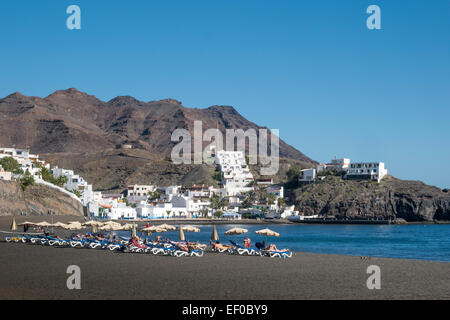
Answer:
[0, 0, 449, 188]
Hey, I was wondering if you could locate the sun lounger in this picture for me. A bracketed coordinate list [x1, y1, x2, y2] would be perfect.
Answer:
[229, 240, 259, 256]
[264, 249, 292, 258]
[5, 236, 27, 243]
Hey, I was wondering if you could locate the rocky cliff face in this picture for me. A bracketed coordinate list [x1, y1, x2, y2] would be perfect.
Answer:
[291, 175, 450, 222]
[0, 180, 84, 216]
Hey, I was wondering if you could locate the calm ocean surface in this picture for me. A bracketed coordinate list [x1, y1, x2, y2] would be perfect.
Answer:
[119, 224, 450, 262]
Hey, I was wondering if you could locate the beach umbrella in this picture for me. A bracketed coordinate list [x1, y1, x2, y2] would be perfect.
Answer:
[254, 228, 280, 237]
[142, 226, 167, 238]
[131, 223, 137, 238]
[62, 221, 83, 231]
[18, 221, 36, 226]
[91, 224, 98, 233]
[224, 227, 248, 236]
[179, 226, 185, 241]
[179, 225, 199, 242]
[82, 221, 103, 227]
[35, 221, 53, 227]
[121, 223, 135, 231]
[10, 218, 17, 231]
[52, 222, 69, 228]
[142, 226, 167, 233]
[224, 227, 248, 245]
[99, 224, 123, 231]
[211, 225, 219, 241]
[181, 225, 200, 233]
[156, 223, 176, 231]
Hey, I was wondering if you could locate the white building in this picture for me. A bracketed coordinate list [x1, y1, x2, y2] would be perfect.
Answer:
[109, 203, 137, 220]
[52, 167, 94, 205]
[0, 147, 50, 177]
[346, 162, 388, 183]
[184, 185, 213, 198]
[215, 150, 254, 196]
[127, 184, 156, 197]
[299, 168, 316, 182]
[317, 158, 350, 172]
[280, 205, 299, 219]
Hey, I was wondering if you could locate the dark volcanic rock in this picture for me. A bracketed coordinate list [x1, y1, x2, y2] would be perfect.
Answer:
[291, 175, 450, 222]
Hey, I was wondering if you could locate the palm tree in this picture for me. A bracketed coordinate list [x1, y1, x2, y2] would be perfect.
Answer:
[277, 197, 285, 208]
[219, 198, 228, 210]
[267, 193, 276, 205]
[166, 210, 172, 219]
[199, 208, 209, 218]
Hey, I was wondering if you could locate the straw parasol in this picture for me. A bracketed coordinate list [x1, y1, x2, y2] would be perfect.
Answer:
[102, 221, 123, 229]
[35, 221, 54, 227]
[254, 228, 280, 237]
[156, 223, 176, 231]
[131, 223, 137, 238]
[121, 223, 135, 231]
[52, 222, 69, 228]
[181, 225, 200, 233]
[18, 221, 36, 226]
[224, 227, 248, 236]
[82, 221, 104, 227]
[10, 218, 17, 231]
[99, 224, 123, 231]
[179, 226, 185, 241]
[211, 225, 219, 241]
[91, 224, 99, 233]
[179, 225, 199, 242]
[142, 226, 167, 237]
[142, 226, 167, 233]
[63, 221, 83, 230]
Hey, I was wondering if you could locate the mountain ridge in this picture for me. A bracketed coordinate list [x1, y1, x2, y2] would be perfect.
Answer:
[0, 88, 316, 190]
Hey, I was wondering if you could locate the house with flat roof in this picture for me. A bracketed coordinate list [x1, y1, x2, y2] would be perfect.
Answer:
[346, 162, 388, 183]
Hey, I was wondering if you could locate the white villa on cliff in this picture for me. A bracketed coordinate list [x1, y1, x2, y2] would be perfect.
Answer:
[346, 162, 388, 183]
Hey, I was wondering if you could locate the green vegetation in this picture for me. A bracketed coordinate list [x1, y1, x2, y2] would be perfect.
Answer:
[286, 166, 302, 180]
[72, 189, 82, 198]
[267, 192, 276, 205]
[148, 190, 163, 201]
[214, 210, 224, 218]
[19, 171, 34, 191]
[38, 165, 68, 187]
[212, 169, 222, 182]
[199, 208, 209, 218]
[0, 157, 23, 174]
[241, 191, 256, 208]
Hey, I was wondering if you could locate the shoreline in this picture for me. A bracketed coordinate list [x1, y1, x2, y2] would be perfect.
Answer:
[1, 215, 449, 226]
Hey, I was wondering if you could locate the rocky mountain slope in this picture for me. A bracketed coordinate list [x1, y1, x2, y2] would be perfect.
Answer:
[291, 175, 450, 222]
[0, 89, 316, 190]
[0, 180, 84, 216]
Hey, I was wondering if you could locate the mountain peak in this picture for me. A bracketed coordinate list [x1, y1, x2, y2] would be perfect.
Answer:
[4, 92, 27, 100]
[46, 88, 88, 99]
[108, 96, 143, 107]
[156, 98, 182, 105]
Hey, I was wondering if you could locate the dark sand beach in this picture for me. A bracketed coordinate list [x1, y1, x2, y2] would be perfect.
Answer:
[0, 216, 449, 300]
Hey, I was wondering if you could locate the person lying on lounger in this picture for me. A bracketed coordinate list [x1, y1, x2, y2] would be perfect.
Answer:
[210, 240, 232, 251]
[265, 243, 290, 252]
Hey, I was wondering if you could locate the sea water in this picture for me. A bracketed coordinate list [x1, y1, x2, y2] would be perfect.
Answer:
[118, 224, 450, 262]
